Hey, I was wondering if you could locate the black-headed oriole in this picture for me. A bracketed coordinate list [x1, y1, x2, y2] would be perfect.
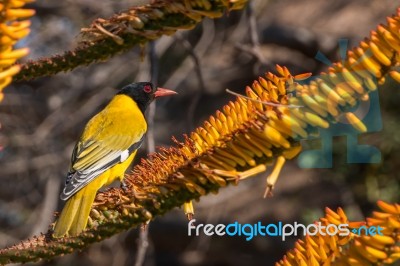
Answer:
[53, 82, 176, 237]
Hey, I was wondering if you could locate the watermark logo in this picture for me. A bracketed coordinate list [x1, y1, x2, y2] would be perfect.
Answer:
[188, 220, 383, 241]
[294, 39, 382, 168]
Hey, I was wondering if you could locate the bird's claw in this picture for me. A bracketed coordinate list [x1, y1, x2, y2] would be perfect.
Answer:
[120, 180, 128, 191]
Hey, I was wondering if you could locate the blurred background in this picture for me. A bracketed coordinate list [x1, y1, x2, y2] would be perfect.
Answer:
[1, 0, 400, 265]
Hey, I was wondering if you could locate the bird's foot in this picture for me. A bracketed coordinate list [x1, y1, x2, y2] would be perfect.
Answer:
[120, 180, 128, 191]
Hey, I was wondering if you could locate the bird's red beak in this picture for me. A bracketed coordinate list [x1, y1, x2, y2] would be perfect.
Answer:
[154, 87, 177, 98]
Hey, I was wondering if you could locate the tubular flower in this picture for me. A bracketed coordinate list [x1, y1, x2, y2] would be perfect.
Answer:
[333, 201, 400, 265]
[0, 0, 34, 100]
[276, 201, 400, 266]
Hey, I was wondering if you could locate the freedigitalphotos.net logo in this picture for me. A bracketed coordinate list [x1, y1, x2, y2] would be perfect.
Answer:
[188, 219, 383, 241]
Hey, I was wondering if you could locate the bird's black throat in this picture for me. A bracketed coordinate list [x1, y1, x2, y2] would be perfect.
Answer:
[134, 98, 153, 115]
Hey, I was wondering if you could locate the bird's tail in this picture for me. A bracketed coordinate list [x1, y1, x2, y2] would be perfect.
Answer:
[53, 178, 103, 238]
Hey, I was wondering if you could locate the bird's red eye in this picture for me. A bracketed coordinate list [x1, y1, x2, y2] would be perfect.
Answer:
[143, 85, 152, 93]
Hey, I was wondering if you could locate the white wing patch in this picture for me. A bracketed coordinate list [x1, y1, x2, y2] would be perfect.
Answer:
[120, 149, 130, 162]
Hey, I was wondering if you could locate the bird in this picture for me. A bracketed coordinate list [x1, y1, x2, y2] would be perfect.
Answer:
[53, 82, 177, 238]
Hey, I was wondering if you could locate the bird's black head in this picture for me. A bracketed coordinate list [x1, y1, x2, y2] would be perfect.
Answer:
[118, 82, 176, 113]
